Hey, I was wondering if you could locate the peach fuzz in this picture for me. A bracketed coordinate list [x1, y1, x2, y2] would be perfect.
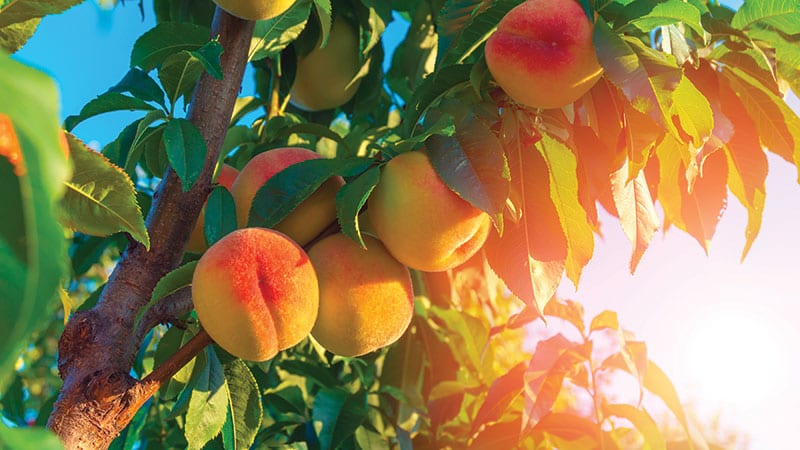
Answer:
[368, 151, 491, 272]
[192, 227, 319, 361]
[212, 0, 296, 21]
[186, 164, 239, 254]
[309, 233, 413, 357]
[289, 18, 362, 111]
[231, 148, 344, 246]
[484, 0, 603, 109]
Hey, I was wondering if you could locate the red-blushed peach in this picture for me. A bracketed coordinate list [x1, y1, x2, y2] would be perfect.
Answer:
[289, 18, 362, 111]
[186, 164, 239, 253]
[0, 114, 24, 176]
[367, 151, 491, 272]
[212, 0, 296, 21]
[192, 227, 319, 361]
[230, 148, 344, 246]
[308, 233, 414, 357]
[484, 0, 603, 109]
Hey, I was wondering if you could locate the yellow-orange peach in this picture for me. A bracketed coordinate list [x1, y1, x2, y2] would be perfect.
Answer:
[309, 233, 413, 357]
[0, 114, 23, 176]
[368, 151, 491, 272]
[485, 0, 603, 109]
[212, 0, 295, 21]
[231, 148, 344, 246]
[186, 164, 239, 253]
[289, 18, 362, 111]
[192, 227, 319, 361]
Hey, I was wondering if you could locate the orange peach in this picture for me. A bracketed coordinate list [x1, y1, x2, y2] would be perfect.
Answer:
[186, 164, 239, 253]
[192, 227, 319, 361]
[308, 233, 413, 357]
[212, 0, 296, 21]
[231, 148, 344, 246]
[289, 17, 362, 111]
[368, 151, 491, 272]
[485, 0, 603, 109]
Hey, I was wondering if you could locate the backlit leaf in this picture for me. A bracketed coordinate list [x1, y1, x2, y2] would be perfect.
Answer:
[543, 298, 585, 334]
[529, 412, 601, 444]
[610, 161, 659, 273]
[0, 0, 81, 28]
[643, 361, 692, 442]
[589, 310, 619, 333]
[0, 17, 39, 53]
[471, 362, 526, 434]
[670, 75, 713, 148]
[731, 0, 800, 34]
[604, 403, 665, 450]
[616, 0, 703, 35]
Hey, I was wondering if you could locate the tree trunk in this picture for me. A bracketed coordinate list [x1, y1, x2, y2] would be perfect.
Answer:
[47, 10, 254, 449]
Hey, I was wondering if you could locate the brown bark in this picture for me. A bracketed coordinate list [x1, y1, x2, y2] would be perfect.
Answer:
[47, 9, 254, 449]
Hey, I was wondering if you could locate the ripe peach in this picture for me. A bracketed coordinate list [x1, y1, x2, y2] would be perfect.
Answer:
[289, 17, 362, 111]
[368, 151, 491, 272]
[484, 0, 603, 109]
[212, 0, 296, 21]
[308, 233, 413, 357]
[186, 164, 239, 253]
[192, 227, 319, 361]
[231, 148, 344, 246]
[0, 114, 23, 176]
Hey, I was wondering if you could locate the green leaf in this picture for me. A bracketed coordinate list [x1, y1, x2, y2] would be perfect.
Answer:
[131, 22, 211, 71]
[159, 51, 205, 107]
[125, 110, 168, 175]
[312, 388, 368, 450]
[354, 428, 389, 450]
[0, 0, 81, 28]
[223, 359, 263, 450]
[109, 68, 167, 110]
[60, 133, 150, 248]
[616, 0, 703, 35]
[670, 75, 713, 148]
[134, 260, 197, 329]
[186, 347, 229, 450]
[64, 92, 157, 131]
[249, 0, 312, 61]
[0, 54, 70, 391]
[731, 0, 800, 34]
[190, 39, 223, 80]
[386, 1, 438, 101]
[335, 166, 380, 248]
[248, 157, 372, 228]
[204, 186, 237, 248]
[402, 64, 472, 137]
[0, 425, 63, 450]
[0, 17, 38, 53]
[603, 403, 665, 450]
[164, 118, 207, 192]
[439, 0, 521, 66]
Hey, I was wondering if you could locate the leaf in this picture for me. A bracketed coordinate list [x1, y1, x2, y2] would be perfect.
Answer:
[354, 428, 389, 450]
[529, 412, 600, 443]
[610, 161, 659, 273]
[439, 0, 519, 66]
[386, 1, 438, 101]
[542, 298, 585, 334]
[60, 134, 149, 248]
[589, 310, 619, 333]
[64, 92, 157, 131]
[0, 16, 39, 53]
[204, 186, 237, 248]
[335, 166, 379, 249]
[402, 64, 472, 137]
[0, 425, 63, 450]
[190, 39, 223, 80]
[164, 118, 207, 192]
[185, 347, 229, 450]
[731, 0, 800, 34]
[603, 403, 666, 450]
[159, 51, 205, 107]
[485, 113, 565, 315]
[248, 157, 371, 228]
[312, 388, 368, 450]
[249, 0, 312, 61]
[134, 260, 197, 329]
[470, 362, 527, 434]
[643, 360, 692, 442]
[469, 417, 522, 450]
[131, 22, 211, 71]
[0, 0, 81, 28]
[536, 134, 594, 286]
[670, 75, 713, 148]
[109, 68, 167, 110]
[616, 0, 703, 35]
[223, 359, 263, 450]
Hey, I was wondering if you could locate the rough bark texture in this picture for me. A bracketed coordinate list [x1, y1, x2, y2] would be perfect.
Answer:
[47, 10, 255, 449]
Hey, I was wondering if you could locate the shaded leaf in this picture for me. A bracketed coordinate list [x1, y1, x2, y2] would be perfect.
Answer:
[131, 22, 211, 71]
[312, 388, 368, 450]
[164, 118, 207, 192]
[335, 166, 379, 249]
[64, 92, 157, 131]
[250, 0, 312, 61]
[471, 362, 526, 434]
[185, 348, 229, 450]
[109, 68, 166, 110]
[204, 186, 237, 248]
[223, 359, 262, 450]
[403, 64, 472, 137]
[0, 16, 38, 53]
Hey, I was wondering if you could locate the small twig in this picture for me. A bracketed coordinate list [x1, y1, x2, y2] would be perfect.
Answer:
[133, 287, 194, 345]
[268, 57, 281, 119]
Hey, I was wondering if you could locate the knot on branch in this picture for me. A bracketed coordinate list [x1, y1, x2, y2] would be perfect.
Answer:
[84, 369, 136, 407]
[58, 311, 96, 376]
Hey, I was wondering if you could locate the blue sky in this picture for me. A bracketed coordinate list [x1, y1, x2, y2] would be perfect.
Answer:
[13, 1, 799, 448]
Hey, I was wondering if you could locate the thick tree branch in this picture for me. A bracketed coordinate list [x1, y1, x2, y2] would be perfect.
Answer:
[133, 287, 194, 346]
[48, 9, 255, 449]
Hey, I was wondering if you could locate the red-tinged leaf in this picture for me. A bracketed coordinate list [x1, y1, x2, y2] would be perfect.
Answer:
[571, 125, 618, 219]
[643, 361, 692, 443]
[669, 75, 714, 148]
[716, 72, 768, 260]
[523, 335, 589, 427]
[580, 78, 624, 154]
[589, 311, 619, 333]
[469, 417, 522, 450]
[601, 340, 648, 392]
[543, 298, 585, 335]
[603, 403, 666, 450]
[507, 306, 540, 330]
[428, 381, 469, 432]
[610, 161, 659, 273]
[536, 134, 595, 287]
[622, 104, 664, 178]
[529, 412, 601, 443]
[655, 136, 728, 252]
[485, 112, 566, 315]
[471, 363, 527, 434]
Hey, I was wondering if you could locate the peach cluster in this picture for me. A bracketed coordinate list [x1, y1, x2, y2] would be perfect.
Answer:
[191, 146, 491, 361]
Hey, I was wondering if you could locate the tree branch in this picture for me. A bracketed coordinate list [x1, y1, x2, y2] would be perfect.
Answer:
[133, 287, 194, 346]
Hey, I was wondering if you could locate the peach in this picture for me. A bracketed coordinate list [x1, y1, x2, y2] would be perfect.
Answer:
[186, 164, 239, 253]
[308, 233, 413, 357]
[367, 151, 491, 272]
[192, 227, 319, 361]
[289, 17, 362, 111]
[231, 148, 344, 246]
[484, 0, 603, 109]
[212, 0, 296, 21]
[0, 114, 23, 176]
